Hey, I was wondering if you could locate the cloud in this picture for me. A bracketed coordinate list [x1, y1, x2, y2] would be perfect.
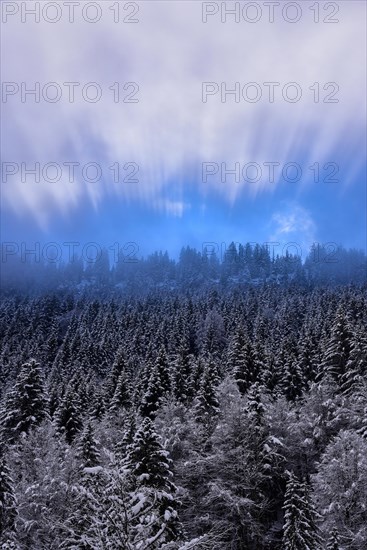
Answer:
[1, 1, 366, 229]
[269, 203, 317, 257]
[152, 199, 190, 218]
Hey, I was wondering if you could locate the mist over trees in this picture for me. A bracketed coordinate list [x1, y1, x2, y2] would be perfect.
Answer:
[1, 242, 366, 295]
[0, 242, 366, 548]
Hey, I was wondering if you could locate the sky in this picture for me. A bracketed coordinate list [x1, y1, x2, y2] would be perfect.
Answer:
[1, 0, 366, 262]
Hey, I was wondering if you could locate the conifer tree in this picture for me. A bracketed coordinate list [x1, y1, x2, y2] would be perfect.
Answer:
[319, 310, 353, 384]
[109, 370, 131, 412]
[282, 357, 305, 401]
[44, 319, 59, 368]
[104, 346, 128, 400]
[124, 417, 183, 547]
[140, 365, 164, 418]
[154, 346, 172, 395]
[76, 422, 100, 469]
[340, 327, 367, 396]
[297, 336, 318, 387]
[228, 328, 256, 394]
[172, 346, 192, 403]
[114, 411, 137, 462]
[54, 384, 83, 444]
[47, 384, 60, 419]
[0, 359, 48, 444]
[244, 382, 285, 523]
[282, 472, 321, 550]
[193, 360, 220, 424]
[357, 401, 367, 440]
[0, 453, 17, 540]
[90, 387, 106, 421]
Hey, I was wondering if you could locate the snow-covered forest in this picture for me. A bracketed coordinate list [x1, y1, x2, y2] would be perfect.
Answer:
[0, 243, 366, 549]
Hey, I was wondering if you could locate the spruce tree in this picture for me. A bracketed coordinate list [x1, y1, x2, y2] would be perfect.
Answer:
[357, 402, 367, 440]
[244, 382, 285, 530]
[319, 309, 353, 384]
[109, 370, 131, 413]
[140, 365, 164, 418]
[124, 417, 183, 547]
[125, 417, 175, 490]
[228, 328, 256, 394]
[154, 346, 172, 395]
[172, 345, 192, 403]
[282, 357, 305, 401]
[282, 472, 321, 550]
[0, 359, 48, 444]
[90, 387, 106, 421]
[297, 336, 318, 387]
[104, 346, 128, 400]
[114, 411, 137, 463]
[340, 327, 367, 396]
[76, 422, 100, 469]
[193, 360, 220, 424]
[0, 453, 17, 540]
[54, 384, 83, 444]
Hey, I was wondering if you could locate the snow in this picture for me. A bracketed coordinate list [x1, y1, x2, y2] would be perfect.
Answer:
[83, 466, 103, 475]
[131, 493, 148, 515]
